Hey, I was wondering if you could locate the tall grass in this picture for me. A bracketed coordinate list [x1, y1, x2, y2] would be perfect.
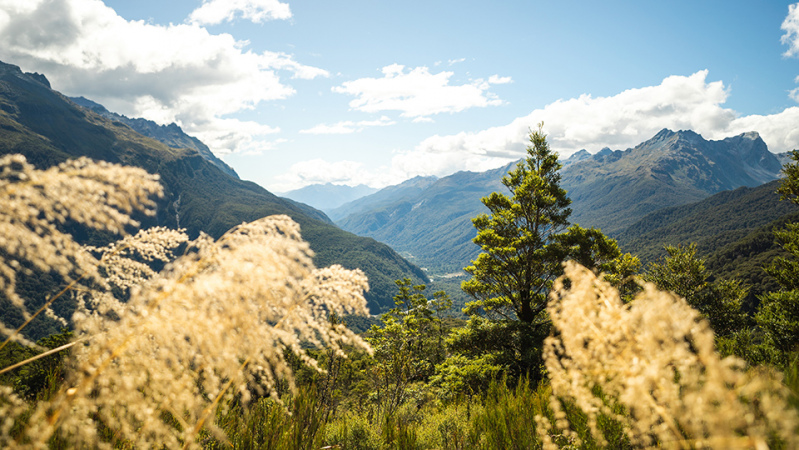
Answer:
[541, 261, 799, 449]
[0, 155, 372, 448]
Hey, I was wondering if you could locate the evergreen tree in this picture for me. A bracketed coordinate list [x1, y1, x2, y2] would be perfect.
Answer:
[757, 150, 799, 359]
[462, 124, 622, 328]
[644, 243, 747, 338]
[452, 125, 630, 381]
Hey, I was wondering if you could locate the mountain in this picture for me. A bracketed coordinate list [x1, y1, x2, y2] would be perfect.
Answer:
[564, 129, 783, 235]
[68, 96, 239, 179]
[614, 176, 799, 312]
[0, 60, 426, 317]
[615, 180, 798, 264]
[280, 183, 378, 213]
[336, 164, 513, 272]
[336, 129, 784, 272]
[328, 175, 439, 222]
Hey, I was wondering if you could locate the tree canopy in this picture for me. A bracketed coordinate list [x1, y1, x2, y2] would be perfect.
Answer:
[462, 124, 624, 327]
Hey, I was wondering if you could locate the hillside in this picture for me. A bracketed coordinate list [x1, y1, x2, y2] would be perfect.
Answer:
[336, 164, 513, 271]
[705, 211, 799, 312]
[328, 175, 439, 222]
[615, 180, 798, 264]
[0, 60, 427, 322]
[68, 95, 239, 179]
[335, 130, 783, 272]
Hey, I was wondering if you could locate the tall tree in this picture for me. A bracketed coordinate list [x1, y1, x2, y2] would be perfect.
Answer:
[462, 124, 623, 328]
[644, 243, 747, 338]
[757, 150, 799, 359]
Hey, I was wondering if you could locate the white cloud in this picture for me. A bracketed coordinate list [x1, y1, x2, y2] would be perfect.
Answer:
[188, 0, 291, 25]
[300, 116, 395, 134]
[0, 0, 326, 154]
[782, 3, 799, 57]
[332, 64, 510, 120]
[447, 58, 466, 66]
[272, 159, 389, 192]
[385, 70, 799, 181]
[488, 75, 513, 85]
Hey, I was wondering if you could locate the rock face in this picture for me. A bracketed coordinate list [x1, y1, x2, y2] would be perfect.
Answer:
[335, 129, 784, 271]
[68, 96, 239, 179]
[0, 59, 427, 312]
[563, 129, 783, 235]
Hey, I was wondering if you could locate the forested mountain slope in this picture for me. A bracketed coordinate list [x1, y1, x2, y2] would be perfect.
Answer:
[336, 129, 783, 271]
[0, 60, 426, 316]
[336, 164, 514, 271]
[616, 180, 798, 263]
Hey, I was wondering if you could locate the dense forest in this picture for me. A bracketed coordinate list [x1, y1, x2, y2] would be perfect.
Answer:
[1, 123, 798, 448]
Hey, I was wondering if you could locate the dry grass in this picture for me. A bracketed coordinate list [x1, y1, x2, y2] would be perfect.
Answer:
[540, 261, 799, 449]
[0, 155, 371, 449]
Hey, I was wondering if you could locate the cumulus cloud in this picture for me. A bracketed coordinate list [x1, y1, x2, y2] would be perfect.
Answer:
[332, 64, 511, 120]
[188, 0, 292, 25]
[299, 116, 395, 134]
[0, 0, 326, 154]
[385, 70, 799, 180]
[782, 3, 799, 57]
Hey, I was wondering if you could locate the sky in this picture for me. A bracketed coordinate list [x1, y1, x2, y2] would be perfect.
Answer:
[1, 0, 798, 192]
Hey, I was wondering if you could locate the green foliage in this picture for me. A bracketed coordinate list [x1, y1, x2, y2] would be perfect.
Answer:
[457, 126, 629, 382]
[644, 243, 747, 337]
[444, 317, 548, 385]
[0, 330, 71, 401]
[463, 125, 622, 326]
[366, 279, 451, 418]
[756, 150, 799, 363]
[207, 387, 327, 450]
[430, 354, 502, 399]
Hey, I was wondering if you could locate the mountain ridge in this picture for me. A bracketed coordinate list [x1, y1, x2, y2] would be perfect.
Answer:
[68, 95, 239, 179]
[0, 60, 426, 315]
[280, 182, 378, 213]
[335, 129, 784, 271]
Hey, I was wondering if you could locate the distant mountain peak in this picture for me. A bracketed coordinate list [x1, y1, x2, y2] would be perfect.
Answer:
[567, 149, 590, 160]
[595, 147, 613, 157]
[739, 131, 761, 141]
[653, 128, 676, 140]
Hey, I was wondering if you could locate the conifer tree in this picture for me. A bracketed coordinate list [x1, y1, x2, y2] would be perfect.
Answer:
[757, 149, 799, 359]
[462, 124, 622, 328]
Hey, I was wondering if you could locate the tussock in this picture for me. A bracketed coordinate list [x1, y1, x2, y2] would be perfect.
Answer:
[0, 155, 371, 448]
[540, 261, 799, 449]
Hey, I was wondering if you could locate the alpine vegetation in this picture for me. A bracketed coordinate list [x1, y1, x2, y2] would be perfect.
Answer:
[540, 261, 799, 449]
[0, 155, 371, 448]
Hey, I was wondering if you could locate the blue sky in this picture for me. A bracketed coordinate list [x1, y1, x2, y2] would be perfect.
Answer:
[1, 0, 798, 192]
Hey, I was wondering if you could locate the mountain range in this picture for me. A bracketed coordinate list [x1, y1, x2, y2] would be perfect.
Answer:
[334, 128, 785, 272]
[0, 60, 426, 322]
[280, 183, 378, 213]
